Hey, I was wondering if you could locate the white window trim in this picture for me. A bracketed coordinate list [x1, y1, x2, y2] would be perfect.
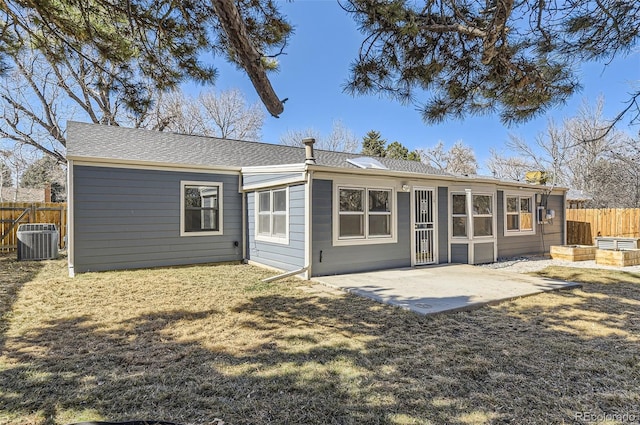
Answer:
[180, 180, 224, 237]
[503, 192, 536, 236]
[255, 187, 290, 245]
[332, 182, 398, 246]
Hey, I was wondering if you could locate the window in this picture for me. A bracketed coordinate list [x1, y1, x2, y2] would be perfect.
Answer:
[505, 194, 534, 234]
[256, 188, 288, 243]
[181, 181, 223, 236]
[451, 192, 494, 238]
[334, 184, 395, 245]
[339, 188, 364, 237]
[452, 193, 467, 237]
[472, 194, 493, 237]
[368, 189, 392, 236]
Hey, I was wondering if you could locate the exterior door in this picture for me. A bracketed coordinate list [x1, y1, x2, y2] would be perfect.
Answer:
[413, 188, 437, 265]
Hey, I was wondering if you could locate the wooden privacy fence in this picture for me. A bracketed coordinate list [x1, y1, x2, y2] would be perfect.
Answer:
[0, 202, 67, 251]
[566, 208, 640, 245]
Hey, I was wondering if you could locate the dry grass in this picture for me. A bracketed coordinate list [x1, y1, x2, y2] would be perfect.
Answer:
[1, 257, 639, 425]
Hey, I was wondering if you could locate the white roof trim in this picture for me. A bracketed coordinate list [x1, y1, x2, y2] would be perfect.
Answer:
[241, 175, 307, 192]
[69, 156, 241, 174]
[241, 163, 306, 174]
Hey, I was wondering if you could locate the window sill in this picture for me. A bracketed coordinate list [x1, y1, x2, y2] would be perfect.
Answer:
[180, 230, 223, 237]
[332, 236, 397, 247]
[256, 234, 290, 245]
[503, 230, 536, 237]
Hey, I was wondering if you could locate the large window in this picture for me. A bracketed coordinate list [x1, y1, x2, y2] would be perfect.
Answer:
[451, 192, 494, 238]
[505, 194, 534, 234]
[334, 184, 395, 245]
[256, 188, 288, 243]
[181, 181, 223, 236]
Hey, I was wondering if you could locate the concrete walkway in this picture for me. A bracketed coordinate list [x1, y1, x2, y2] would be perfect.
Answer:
[313, 264, 580, 315]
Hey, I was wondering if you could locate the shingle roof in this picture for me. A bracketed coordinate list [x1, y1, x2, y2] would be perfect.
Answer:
[67, 122, 445, 175]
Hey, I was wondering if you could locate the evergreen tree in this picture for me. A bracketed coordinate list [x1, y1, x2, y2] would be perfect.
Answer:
[342, 0, 639, 125]
[361, 131, 387, 157]
[385, 141, 409, 159]
[1, 0, 292, 117]
[3, 0, 638, 125]
[386, 141, 421, 161]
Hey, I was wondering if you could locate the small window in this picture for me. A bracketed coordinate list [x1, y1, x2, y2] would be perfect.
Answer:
[339, 188, 365, 237]
[368, 189, 391, 237]
[452, 194, 467, 237]
[181, 181, 223, 236]
[256, 188, 289, 243]
[335, 184, 396, 245]
[473, 194, 493, 237]
[505, 194, 534, 234]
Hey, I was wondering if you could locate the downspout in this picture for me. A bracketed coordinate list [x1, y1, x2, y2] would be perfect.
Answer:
[262, 266, 309, 283]
[241, 189, 247, 262]
[305, 169, 313, 279]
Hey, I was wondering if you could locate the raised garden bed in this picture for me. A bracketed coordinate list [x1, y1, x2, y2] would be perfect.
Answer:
[596, 249, 640, 267]
[550, 245, 596, 261]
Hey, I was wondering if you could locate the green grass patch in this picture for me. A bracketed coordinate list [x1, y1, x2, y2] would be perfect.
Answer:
[1, 258, 639, 424]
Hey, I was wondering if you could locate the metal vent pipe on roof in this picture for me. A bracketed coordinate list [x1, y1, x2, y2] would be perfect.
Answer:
[303, 138, 316, 165]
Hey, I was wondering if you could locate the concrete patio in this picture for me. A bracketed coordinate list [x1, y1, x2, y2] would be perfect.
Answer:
[313, 264, 581, 315]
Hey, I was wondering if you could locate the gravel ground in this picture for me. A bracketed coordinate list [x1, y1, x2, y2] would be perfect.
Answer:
[478, 255, 640, 274]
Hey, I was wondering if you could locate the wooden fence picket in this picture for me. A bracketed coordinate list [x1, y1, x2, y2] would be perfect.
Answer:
[566, 208, 640, 245]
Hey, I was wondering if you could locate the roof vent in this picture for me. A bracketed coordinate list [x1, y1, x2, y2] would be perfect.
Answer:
[347, 157, 388, 170]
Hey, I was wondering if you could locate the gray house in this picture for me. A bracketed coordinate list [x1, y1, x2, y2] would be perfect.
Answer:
[66, 122, 567, 277]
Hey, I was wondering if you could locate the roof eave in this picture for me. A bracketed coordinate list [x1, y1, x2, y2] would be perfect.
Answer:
[67, 155, 242, 173]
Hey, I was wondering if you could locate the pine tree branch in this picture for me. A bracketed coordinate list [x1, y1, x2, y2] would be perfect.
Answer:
[212, 0, 284, 117]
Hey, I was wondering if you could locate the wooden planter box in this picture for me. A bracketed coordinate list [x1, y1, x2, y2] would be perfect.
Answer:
[550, 245, 596, 261]
[596, 249, 640, 267]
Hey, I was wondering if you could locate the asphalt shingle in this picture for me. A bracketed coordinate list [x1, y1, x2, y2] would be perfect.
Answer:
[67, 122, 445, 175]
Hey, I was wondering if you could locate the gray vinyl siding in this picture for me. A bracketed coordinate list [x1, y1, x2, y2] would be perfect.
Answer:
[246, 184, 305, 271]
[72, 165, 242, 273]
[450, 244, 468, 264]
[243, 173, 303, 187]
[474, 242, 495, 264]
[311, 179, 411, 276]
[437, 187, 449, 264]
[496, 191, 565, 258]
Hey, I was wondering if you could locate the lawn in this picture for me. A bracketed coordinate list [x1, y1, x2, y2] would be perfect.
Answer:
[1, 257, 639, 425]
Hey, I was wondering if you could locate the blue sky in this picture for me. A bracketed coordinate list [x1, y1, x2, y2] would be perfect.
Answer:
[200, 1, 639, 172]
